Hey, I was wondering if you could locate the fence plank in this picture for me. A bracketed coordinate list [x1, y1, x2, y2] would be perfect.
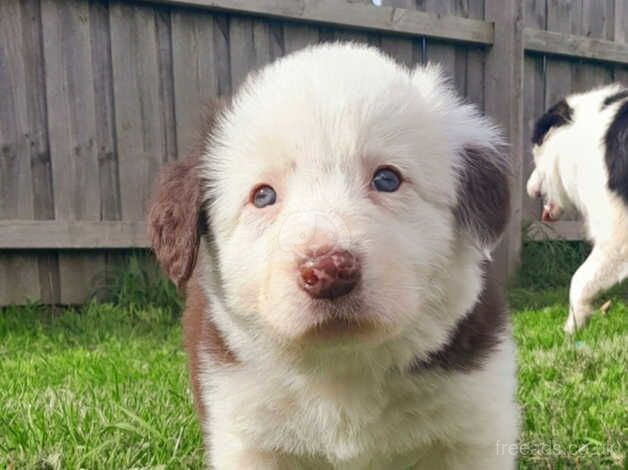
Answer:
[522, 0, 546, 225]
[229, 16, 256, 91]
[380, 0, 422, 67]
[156, 7, 179, 164]
[524, 29, 628, 65]
[0, 221, 149, 249]
[462, 0, 486, 108]
[149, 0, 494, 45]
[110, 1, 169, 221]
[213, 14, 232, 98]
[89, 0, 127, 288]
[283, 23, 320, 54]
[485, 0, 524, 278]
[0, 0, 40, 304]
[419, 2, 457, 82]
[612, 0, 628, 83]
[90, 0, 121, 222]
[42, 0, 105, 304]
[172, 8, 219, 154]
[572, 0, 613, 91]
[26, 0, 60, 303]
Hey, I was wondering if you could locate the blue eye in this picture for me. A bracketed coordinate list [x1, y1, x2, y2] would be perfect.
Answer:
[252, 185, 277, 208]
[371, 167, 402, 192]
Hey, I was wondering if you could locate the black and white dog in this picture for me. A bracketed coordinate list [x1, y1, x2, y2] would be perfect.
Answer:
[527, 84, 628, 333]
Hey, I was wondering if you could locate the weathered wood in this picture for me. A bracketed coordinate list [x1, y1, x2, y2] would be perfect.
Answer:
[172, 7, 219, 154]
[485, 0, 524, 279]
[156, 7, 179, 164]
[524, 28, 628, 65]
[462, 0, 486, 108]
[0, 221, 149, 249]
[526, 221, 586, 241]
[0, 0, 41, 304]
[545, 0, 573, 106]
[213, 14, 232, 97]
[42, 0, 105, 304]
[379, 1, 421, 68]
[418, 2, 457, 82]
[229, 16, 256, 90]
[612, 0, 628, 83]
[90, 0, 124, 294]
[10, 0, 628, 305]
[522, 0, 546, 225]
[110, 1, 169, 221]
[283, 22, 320, 54]
[90, 0, 121, 222]
[572, 0, 613, 92]
[146, 0, 495, 45]
[21, 0, 59, 303]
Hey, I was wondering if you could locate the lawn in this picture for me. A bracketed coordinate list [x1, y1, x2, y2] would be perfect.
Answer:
[1, 245, 626, 469]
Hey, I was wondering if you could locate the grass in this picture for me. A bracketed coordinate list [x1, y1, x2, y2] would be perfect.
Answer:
[1, 245, 626, 469]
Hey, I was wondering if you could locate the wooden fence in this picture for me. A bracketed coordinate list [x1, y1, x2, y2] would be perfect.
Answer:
[1, 0, 627, 305]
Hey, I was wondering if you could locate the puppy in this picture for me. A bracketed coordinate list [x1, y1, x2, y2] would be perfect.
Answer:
[527, 84, 628, 334]
[149, 43, 518, 469]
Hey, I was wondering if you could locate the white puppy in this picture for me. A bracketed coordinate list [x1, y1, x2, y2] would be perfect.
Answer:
[527, 84, 628, 334]
[149, 43, 518, 469]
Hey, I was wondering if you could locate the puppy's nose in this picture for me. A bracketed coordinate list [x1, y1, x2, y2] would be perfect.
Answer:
[298, 248, 360, 300]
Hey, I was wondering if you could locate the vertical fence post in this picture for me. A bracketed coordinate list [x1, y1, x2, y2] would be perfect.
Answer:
[484, 0, 524, 283]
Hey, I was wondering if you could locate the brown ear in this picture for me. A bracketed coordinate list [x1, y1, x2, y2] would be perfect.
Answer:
[148, 156, 204, 290]
[454, 145, 511, 249]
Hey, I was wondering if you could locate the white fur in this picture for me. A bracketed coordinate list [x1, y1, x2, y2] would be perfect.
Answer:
[527, 84, 628, 333]
[195, 43, 518, 468]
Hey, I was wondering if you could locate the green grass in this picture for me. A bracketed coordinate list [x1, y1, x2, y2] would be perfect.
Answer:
[0, 303, 202, 469]
[1, 247, 626, 469]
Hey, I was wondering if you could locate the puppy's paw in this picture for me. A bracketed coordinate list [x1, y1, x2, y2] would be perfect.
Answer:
[563, 317, 577, 335]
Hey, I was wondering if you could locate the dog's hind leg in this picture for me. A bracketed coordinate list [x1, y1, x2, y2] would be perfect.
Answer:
[565, 245, 628, 334]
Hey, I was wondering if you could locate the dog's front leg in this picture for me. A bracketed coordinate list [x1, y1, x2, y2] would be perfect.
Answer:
[565, 245, 628, 334]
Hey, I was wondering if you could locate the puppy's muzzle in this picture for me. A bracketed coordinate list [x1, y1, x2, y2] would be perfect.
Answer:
[297, 248, 360, 300]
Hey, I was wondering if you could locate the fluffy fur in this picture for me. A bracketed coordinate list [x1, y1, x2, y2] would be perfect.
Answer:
[149, 43, 518, 469]
[527, 84, 628, 334]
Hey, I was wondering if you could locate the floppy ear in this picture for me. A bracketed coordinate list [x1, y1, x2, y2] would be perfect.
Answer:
[454, 145, 511, 250]
[147, 99, 225, 289]
[148, 156, 205, 290]
[411, 64, 511, 251]
[531, 98, 573, 146]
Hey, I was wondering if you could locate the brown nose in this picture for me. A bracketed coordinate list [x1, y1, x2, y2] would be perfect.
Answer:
[298, 248, 360, 300]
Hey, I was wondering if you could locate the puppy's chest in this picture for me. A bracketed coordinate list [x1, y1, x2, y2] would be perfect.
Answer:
[210, 367, 455, 460]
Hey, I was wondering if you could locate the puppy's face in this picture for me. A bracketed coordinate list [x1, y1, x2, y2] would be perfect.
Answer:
[527, 142, 569, 221]
[527, 99, 575, 221]
[150, 45, 509, 349]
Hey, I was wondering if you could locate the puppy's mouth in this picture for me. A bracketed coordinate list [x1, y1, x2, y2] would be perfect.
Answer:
[541, 202, 560, 222]
[299, 293, 381, 341]
[303, 315, 376, 340]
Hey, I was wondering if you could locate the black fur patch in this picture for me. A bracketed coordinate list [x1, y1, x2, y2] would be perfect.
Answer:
[454, 146, 511, 249]
[603, 100, 628, 205]
[602, 89, 628, 109]
[531, 99, 574, 146]
[409, 264, 507, 373]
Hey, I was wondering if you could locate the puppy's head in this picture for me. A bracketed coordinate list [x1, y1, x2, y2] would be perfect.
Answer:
[149, 44, 509, 351]
[527, 98, 575, 221]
